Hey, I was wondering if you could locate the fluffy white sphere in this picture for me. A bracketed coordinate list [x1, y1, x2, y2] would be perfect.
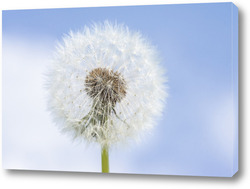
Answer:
[47, 21, 167, 147]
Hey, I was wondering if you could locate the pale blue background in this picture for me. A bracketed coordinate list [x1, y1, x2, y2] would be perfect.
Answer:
[2, 3, 238, 177]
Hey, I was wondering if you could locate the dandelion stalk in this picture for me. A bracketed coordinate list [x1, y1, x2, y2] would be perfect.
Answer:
[101, 145, 109, 173]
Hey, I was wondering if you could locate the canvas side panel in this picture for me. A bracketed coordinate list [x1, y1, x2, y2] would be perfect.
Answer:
[231, 3, 238, 176]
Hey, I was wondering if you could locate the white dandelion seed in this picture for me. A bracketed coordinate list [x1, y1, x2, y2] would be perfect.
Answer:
[46, 21, 167, 172]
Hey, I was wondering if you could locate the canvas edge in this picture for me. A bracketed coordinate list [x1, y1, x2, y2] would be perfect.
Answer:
[231, 2, 239, 177]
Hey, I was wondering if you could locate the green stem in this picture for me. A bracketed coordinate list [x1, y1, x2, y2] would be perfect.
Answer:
[101, 145, 109, 173]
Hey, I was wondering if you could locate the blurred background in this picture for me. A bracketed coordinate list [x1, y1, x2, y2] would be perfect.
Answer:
[2, 3, 237, 176]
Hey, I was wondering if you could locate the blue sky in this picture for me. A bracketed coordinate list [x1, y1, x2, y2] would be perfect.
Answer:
[2, 3, 238, 176]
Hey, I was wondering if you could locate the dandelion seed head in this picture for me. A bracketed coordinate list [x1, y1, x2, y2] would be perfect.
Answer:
[47, 21, 168, 147]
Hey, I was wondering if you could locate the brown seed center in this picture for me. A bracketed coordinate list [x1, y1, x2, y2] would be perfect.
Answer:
[85, 68, 127, 105]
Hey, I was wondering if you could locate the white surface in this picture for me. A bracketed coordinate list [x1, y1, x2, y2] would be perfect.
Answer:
[0, 0, 249, 188]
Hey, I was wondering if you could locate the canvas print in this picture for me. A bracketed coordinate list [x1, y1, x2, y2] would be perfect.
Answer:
[2, 2, 238, 177]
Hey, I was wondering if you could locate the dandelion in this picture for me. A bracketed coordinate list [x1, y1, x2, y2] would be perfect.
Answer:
[47, 21, 167, 173]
